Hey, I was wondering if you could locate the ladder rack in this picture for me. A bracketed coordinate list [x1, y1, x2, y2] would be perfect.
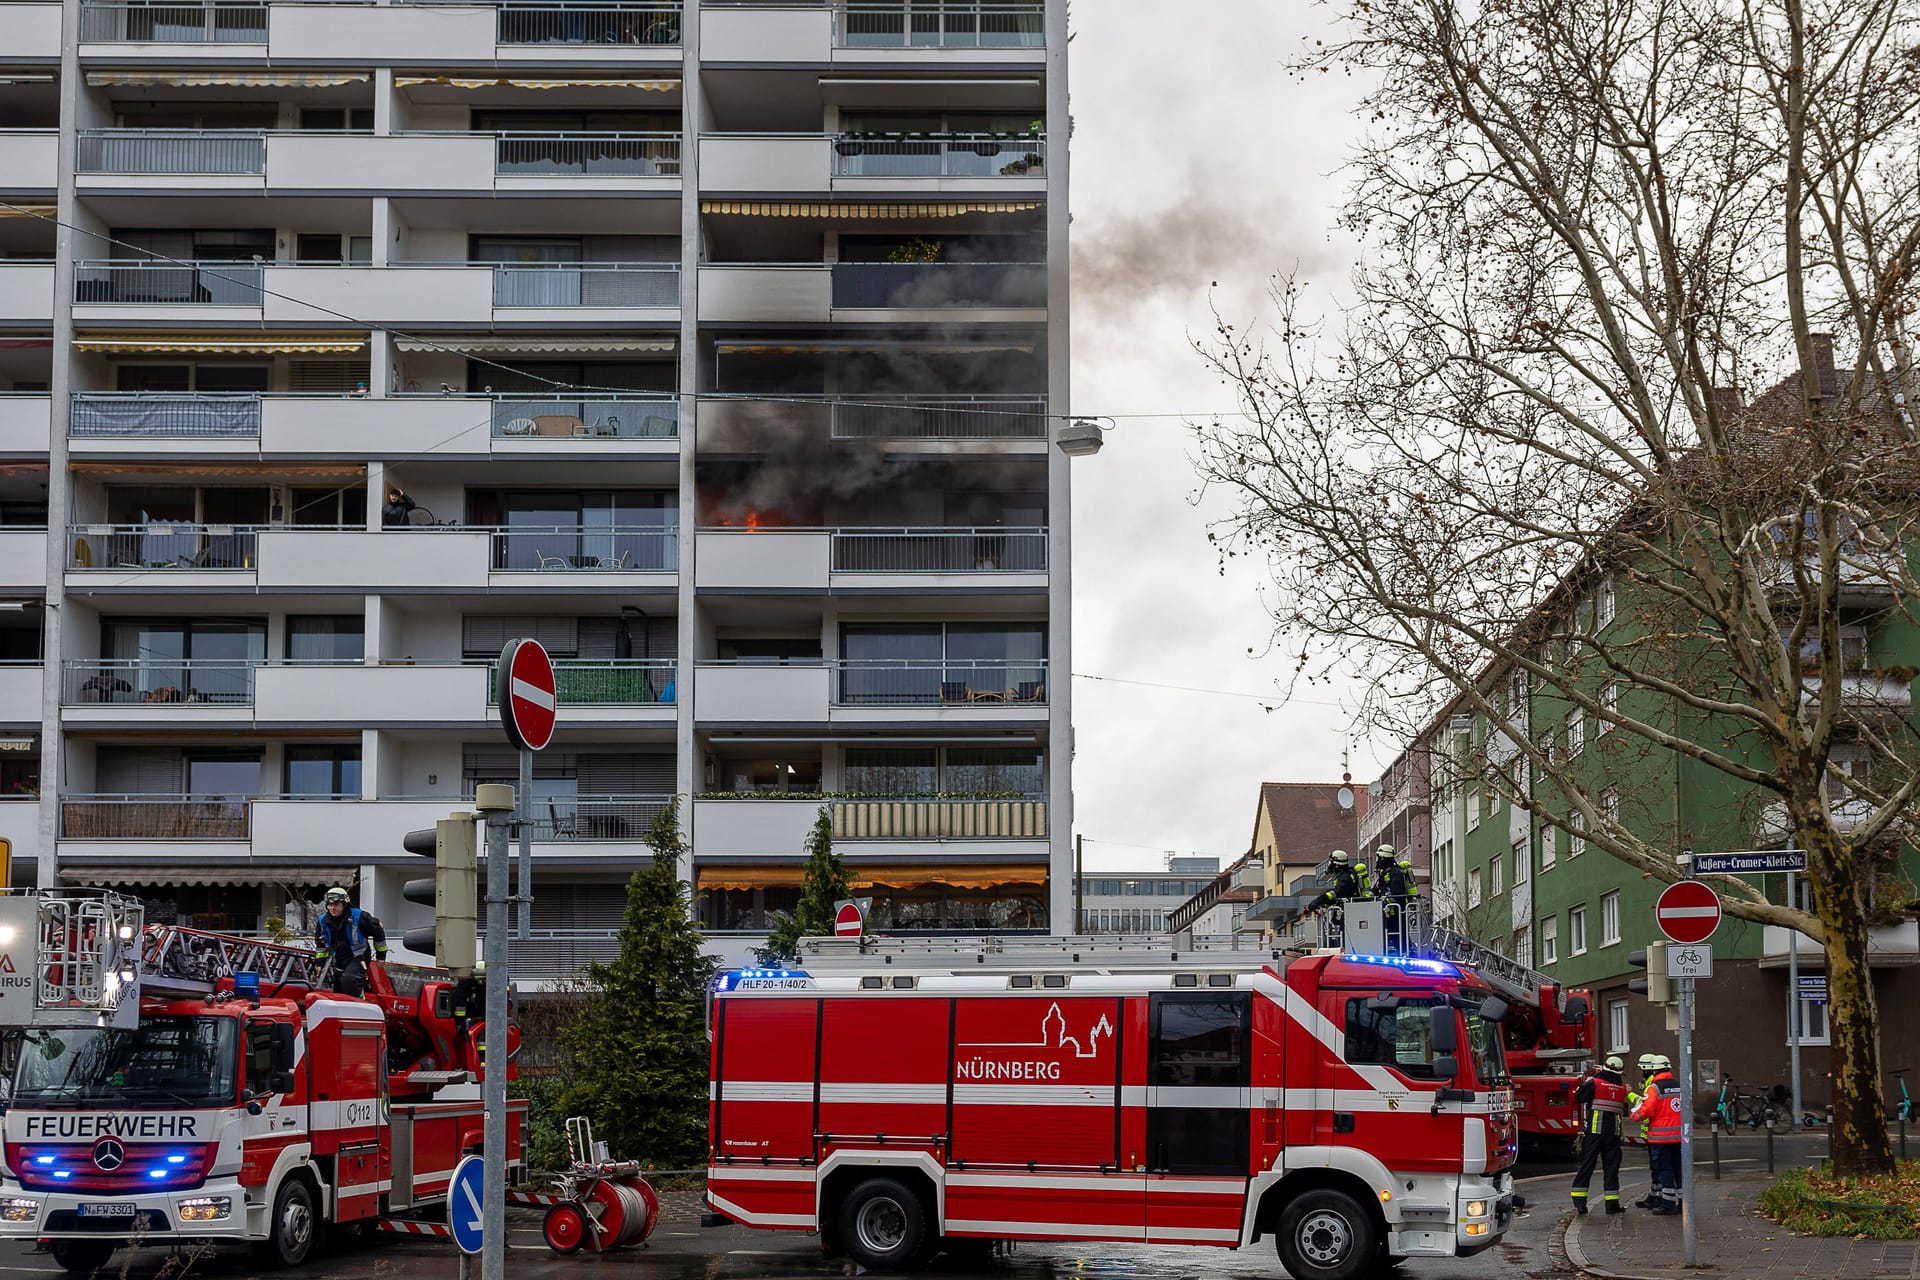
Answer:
[797, 933, 1292, 971]
[1426, 925, 1547, 1007]
[139, 925, 321, 997]
[33, 893, 144, 1024]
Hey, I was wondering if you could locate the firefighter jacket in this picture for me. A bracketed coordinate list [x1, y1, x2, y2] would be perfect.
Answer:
[1320, 863, 1367, 905]
[1632, 1071, 1683, 1143]
[1574, 1069, 1628, 1138]
[1375, 859, 1417, 899]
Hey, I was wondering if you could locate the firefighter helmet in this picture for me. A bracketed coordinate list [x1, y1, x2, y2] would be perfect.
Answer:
[1604, 1055, 1625, 1072]
[1329, 849, 1350, 866]
[1651, 1055, 1672, 1071]
[1375, 843, 1395, 860]
[325, 886, 350, 903]
[1636, 1053, 1657, 1072]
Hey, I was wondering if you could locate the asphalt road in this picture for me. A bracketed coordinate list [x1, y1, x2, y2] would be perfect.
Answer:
[0, 1158, 1586, 1280]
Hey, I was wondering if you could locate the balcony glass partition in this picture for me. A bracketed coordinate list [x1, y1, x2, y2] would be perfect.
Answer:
[835, 0, 1044, 48]
[496, 2, 681, 46]
[79, 2, 269, 42]
[77, 130, 267, 175]
[836, 623, 1045, 704]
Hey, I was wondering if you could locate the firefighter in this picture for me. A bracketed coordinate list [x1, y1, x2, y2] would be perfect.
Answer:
[1316, 850, 1366, 908]
[314, 886, 388, 998]
[1373, 844, 1417, 900]
[1632, 1055, 1683, 1215]
[1569, 1055, 1629, 1214]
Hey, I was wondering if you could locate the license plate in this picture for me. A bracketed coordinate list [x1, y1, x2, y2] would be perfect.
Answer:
[76, 1203, 137, 1219]
[1512, 1095, 1529, 1110]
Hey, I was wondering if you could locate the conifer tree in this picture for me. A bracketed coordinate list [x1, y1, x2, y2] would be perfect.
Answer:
[556, 797, 714, 1166]
[757, 806, 850, 964]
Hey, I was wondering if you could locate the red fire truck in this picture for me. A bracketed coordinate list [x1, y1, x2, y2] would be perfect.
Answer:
[0, 918, 526, 1273]
[705, 936, 1517, 1280]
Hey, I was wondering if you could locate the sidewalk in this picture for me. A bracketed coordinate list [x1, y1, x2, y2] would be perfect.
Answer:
[1561, 1167, 1920, 1280]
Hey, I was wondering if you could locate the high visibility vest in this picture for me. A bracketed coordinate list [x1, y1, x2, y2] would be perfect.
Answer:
[317, 907, 375, 960]
[1640, 1078, 1682, 1143]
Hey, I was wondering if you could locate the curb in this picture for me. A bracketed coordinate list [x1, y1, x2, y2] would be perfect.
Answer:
[1560, 1208, 1687, 1280]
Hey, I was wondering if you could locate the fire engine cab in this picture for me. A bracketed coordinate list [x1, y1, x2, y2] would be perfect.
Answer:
[705, 934, 1517, 1280]
[0, 893, 525, 1273]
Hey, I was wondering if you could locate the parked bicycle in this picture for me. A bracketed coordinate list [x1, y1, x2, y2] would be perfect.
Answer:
[1710, 1074, 1782, 1130]
[1893, 1067, 1913, 1124]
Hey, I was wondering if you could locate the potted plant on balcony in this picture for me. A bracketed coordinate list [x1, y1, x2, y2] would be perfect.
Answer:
[1000, 119, 1045, 176]
[886, 237, 942, 264]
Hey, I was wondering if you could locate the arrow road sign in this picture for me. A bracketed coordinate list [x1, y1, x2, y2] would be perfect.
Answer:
[497, 639, 557, 752]
[1688, 850, 1806, 875]
[1655, 881, 1722, 945]
[449, 1155, 486, 1255]
[1667, 944, 1713, 977]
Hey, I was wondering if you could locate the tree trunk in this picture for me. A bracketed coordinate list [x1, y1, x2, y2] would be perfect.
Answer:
[1801, 817, 1894, 1176]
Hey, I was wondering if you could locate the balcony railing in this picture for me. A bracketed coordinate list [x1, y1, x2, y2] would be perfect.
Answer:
[828, 394, 1046, 440]
[485, 526, 678, 572]
[484, 659, 677, 705]
[831, 796, 1047, 839]
[833, 0, 1043, 47]
[492, 395, 680, 439]
[832, 658, 1047, 706]
[516, 793, 672, 841]
[831, 526, 1047, 573]
[75, 259, 263, 305]
[830, 261, 1045, 308]
[61, 795, 251, 840]
[494, 131, 681, 176]
[62, 659, 255, 706]
[77, 129, 266, 175]
[69, 523, 267, 570]
[475, 929, 621, 980]
[496, 2, 681, 44]
[832, 133, 1045, 178]
[71, 392, 263, 439]
[78, 2, 268, 42]
[491, 262, 681, 307]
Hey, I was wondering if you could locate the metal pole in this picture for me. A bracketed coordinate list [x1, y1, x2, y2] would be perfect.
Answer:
[1787, 870, 1802, 1134]
[1711, 1120, 1720, 1180]
[1073, 833, 1083, 934]
[1678, 974, 1696, 1266]
[482, 790, 511, 1280]
[517, 749, 532, 940]
[1766, 1115, 1775, 1174]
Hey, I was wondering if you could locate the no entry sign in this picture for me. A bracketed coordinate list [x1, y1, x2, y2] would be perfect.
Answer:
[1655, 880, 1722, 945]
[833, 899, 865, 938]
[498, 639, 557, 752]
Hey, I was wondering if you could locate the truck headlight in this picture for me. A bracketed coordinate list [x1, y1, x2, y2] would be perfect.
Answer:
[1, 1199, 38, 1223]
[1465, 1200, 1487, 1216]
[177, 1197, 231, 1222]
[1464, 1222, 1488, 1236]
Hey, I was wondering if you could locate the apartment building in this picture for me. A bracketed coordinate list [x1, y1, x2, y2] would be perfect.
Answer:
[0, 0, 1072, 972]
[1237, 780, 1363, 939]
[1076, 855, 1219, 934]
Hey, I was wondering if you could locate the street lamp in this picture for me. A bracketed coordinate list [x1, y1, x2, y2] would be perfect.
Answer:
[1056, 418, 1108, 457]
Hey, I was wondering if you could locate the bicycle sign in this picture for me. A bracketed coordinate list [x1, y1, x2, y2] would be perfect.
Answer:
[1666, 943, 1713, 977]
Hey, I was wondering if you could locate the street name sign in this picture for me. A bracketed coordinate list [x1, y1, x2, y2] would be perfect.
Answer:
[1688, 850, 1806, 875]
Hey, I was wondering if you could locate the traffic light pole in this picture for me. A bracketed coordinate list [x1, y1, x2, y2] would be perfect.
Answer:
[1678, 974, 1696, 1266]
[517, 748, 532, 941]
[474, 784, 513, 1280]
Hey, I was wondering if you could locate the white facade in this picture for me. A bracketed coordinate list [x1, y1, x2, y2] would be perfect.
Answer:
[0, 0, 1070, 975]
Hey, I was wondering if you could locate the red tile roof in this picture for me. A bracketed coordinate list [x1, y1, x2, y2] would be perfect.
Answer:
[1257, 781, 1365, 869]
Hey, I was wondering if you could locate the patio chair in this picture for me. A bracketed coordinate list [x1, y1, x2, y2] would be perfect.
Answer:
[501, 417, 538, 436]
[968, 688, 1007, 703]
[537, 552, 570, 572]
[940, 680, 969, 703]
[1014, 680, 1045, 703]
[596, 550, 632, 570]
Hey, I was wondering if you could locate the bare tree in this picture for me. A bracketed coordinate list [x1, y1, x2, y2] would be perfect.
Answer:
[1194, 0, 1920, 1175]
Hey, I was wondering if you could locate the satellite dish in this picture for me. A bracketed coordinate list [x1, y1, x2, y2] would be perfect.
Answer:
[1336, 786, 1355, 811]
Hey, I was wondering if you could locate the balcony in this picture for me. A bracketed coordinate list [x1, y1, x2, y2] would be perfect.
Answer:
[490, 262, 680, 310]
[475, 929, 619, 982]
[1765, 547, 1909, 607]
[71, 393, 261, 442]
[830, 797, 1046, 840]
[691, 795, 1046, 865]
[832, 261, 1045, 309]
[0, 396, 52, 454]
[700, 1, 1042, 63]
[0, 131, 58, 192]
[257, 530, 490, 591]
[249, 394, 677, 456]
[0, 530, 47, 591]
[60, 795, 250, 842]
[68, 523, 262, 574]
[832, 659, 1047, 708]
[832, 134, 1044, 181]
[61, 659, 254, 718]
[488, 395, 680, 443]
[0, 664, 42, 724]
[696, 264, 832, 322]
[1762, 921, 1919, 968]
[496, 2, 682, 46]
[11, 3, 61, 56]
[490, 527, 678, 574]
[1799, 673, 1914, 713]
[74, 260, 263, 323]
[695, 526, 1046, 590]
[75, 130, 682, 194]
[695, 663, 830, 723]
[697, 394, 1045, 446]
[78, 2, 267, 42]
[486, 659, 677, 709]
[0, 264, 54, 324]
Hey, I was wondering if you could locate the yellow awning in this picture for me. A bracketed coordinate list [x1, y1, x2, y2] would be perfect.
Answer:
[397, 75, 678, 91]
[0, 206, 55, 220]
[697, 866, 807, 890]
[393, 337, 674, 354]
[63, 866, 354, 888]
[703, 200, 1042, 220]
[70, 462, 366, 479]
[75, 334, 367, 354]
[86, 70, 369, 87]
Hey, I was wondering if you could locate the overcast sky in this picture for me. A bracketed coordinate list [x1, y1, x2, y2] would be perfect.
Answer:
[1065, 2, 1374, 872]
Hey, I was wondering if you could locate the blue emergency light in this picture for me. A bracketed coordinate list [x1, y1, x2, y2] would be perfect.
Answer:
[233, 972, 262, 1000]
[1344, 954, 1461, 977]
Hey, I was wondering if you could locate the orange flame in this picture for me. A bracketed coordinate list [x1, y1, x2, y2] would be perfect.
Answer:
[746, 511, 761, 532]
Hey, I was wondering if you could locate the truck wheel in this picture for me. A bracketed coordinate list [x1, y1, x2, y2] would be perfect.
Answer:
[1275, 1188, 1378, 1280]
[48, 1240, 115, 1274]
[255, 1177, 318, 1268]
[543, 1203, 587, 1254]
[837, 1177, 929, 1271]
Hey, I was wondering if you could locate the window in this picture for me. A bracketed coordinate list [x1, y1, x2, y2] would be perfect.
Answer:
[1608, 998, 1631, 1052]
[1514, 927, 1533, 967]
[1468, 867, 1482, 907]
[1566, 707, 1585, 758]
[1433, 839, 1453, 884]
[1570, 810, 1587, 857]
[284, 746, 360, 799]
[1794, 992, 1830, 1045]
[1601, 890, 1621, 945]
[1539, 916, 1558, 965]
[285, 616, 363, 663]
[1512, 836, 1530, 883]
[1467, 791, 1481, 831]
[1490, 854, 1503, 897]
[1343, 997, 1446, 1080]
[1490, 786, 1502, 815]
[1595, 578, 1616, 629]
[1569, 905, 1588, 955]
[1599, 681, 1619, 730]
[1601, 787, 1620, 830]
[1540, 824, 1556, 870]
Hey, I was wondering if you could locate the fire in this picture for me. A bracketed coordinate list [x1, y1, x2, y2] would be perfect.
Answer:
[746, 511, 760, 532]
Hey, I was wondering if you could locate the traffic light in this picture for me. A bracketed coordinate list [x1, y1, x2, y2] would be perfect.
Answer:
[1628, 942, 1674, 1005]
[402, 816, 478, 977]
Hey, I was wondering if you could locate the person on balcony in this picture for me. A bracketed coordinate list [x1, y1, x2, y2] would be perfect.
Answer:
[314, 886, 387, 997]
[381, 488, 417, 527]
